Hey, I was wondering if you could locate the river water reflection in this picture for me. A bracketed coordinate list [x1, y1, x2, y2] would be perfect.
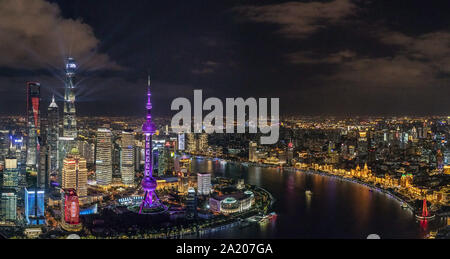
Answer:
[190, 158, 426, 239]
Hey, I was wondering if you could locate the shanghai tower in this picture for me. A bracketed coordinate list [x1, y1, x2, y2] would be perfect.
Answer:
[63, 57, 77, 139]
[58, 58, 78, 177]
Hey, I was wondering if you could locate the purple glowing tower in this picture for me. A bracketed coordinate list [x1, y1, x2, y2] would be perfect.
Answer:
[139, 75, 163, 214]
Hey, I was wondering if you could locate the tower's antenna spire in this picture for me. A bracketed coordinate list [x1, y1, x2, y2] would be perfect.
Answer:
[146, 71, 152, 115]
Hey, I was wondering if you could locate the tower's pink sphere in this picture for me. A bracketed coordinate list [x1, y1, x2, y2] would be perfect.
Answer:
[141, 176, 157, 191]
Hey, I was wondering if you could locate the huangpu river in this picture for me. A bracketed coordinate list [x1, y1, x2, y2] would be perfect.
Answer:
[190, 158, 427, 239]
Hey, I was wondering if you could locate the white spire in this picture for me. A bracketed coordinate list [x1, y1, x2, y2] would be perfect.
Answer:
[49, 94, 58, 108]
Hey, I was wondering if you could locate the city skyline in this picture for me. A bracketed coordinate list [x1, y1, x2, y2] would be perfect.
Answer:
[1, 0, 450, 117]
[0, 0, 449, 242]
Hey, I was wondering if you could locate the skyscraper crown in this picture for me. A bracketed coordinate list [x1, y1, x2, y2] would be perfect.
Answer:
[49, 95, 58, 108]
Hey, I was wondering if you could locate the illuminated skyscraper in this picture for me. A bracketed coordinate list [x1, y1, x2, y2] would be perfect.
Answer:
[198, 133, 208, 153]
[249, 141, 257, 162]
[38, 145, 49, 189]
[120, 131, 135, 185]
[63, 57, 78, 139]
[47, 95, 59, 173]
[411, 126, 418, 141]
[0, 192, 17, 223]
[197, 172, 211, 195]
[287, 142, 294, 165]
[26, 82, 40, 168]
[58, 137, 75, 183]
[437, 149, 444, 172]
[185, 133, 207, 154]
[3, 157, 19, 189]
[186, 133, 196, 153]
[186, 187, 198, 219]
[24, 188, 45, 225]
[62, 147, 88, 199]
[357, 131, 368, 156]
[157, 145, 171, 176]
[96, 128, 113, 186]
[77, 140, 95, 164]
[58, 58, 78, 180]
[0, 130, 9, 161]
[139, 75, 165, 214]
[178, 133, 185, 151]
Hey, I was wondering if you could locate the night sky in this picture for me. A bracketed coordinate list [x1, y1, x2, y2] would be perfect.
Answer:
[1, 0, 450, 117]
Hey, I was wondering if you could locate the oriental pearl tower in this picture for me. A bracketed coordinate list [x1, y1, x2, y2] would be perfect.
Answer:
[139, 75, 165, 214]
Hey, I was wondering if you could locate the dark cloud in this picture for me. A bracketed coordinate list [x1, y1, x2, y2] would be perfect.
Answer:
[237, 1, 450, 89]
[287, 29, 450, 89]
[287, 50, 357, 64]
[1, 0, 450, 116]
[235, 0, 356, 38]
[0, 0, 120, 71]
[379, 31, 450, 74]
[191, 61, 221, 75]
[327, 56, 435, 89]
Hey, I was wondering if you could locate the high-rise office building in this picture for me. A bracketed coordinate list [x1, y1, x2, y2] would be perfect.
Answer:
[0, 130, 9, 161]
[186, 133, 196, 153]
[157, 146, 170, 176]
[63, 57, 78, 139]
[47, 95, 59, 173]
[62, 147, 88, 198]
[18, 139, 27, 170]
[3, 157, 19, 189]
[58, 58, 78, 180]
[78, 140, 95, 164]
[178, 133, 185, 151]
[112, 141, 121, 181]
[165, 125, 169, 135]
[198, 133, 208, 153]
[57, 137, 75, 182]
[437, 149, 444, 172]
[38, 145, 50, 189]
[249, 141, 257, 162]
[186, 187, 198, 219]
[197, 172, 211, 195]
[24, 188, 45, 225]
[39, 113, 49, 189]
[287, 142, 294, 165]
[357, 131, 368, 156]
[26, 82, 40, 168]
[0, 192, 17, 223]
[96, 128, 113, 186]
[40, 117, 48, 146]
[9, 136, 27, 171]
[134, 144, 142, 171]
[185, 133, 208, 154]
[120, 131, 135, 185]
[57, 58, 79, 181]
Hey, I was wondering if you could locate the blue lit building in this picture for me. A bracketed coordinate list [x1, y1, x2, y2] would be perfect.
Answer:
[24, 188, 45, 225]
[79, 203, 98, 215]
